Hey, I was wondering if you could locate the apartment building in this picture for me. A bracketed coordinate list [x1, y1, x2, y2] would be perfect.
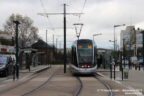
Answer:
[120, 26, 143, 57]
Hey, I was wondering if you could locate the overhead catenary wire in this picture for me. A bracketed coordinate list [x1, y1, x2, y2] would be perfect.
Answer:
[81, 0, 87, 15]
[79, 0, 87, 20]
[62, 0, 69, 5]
[39, 0, 56, 32]
[72, 0, 87, 39]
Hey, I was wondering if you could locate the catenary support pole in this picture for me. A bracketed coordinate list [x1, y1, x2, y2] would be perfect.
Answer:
[53, 34, 55, 66]
[46, 30, 48, 66]
[38, 4, 83, 73]
[64, 4, 67, 73]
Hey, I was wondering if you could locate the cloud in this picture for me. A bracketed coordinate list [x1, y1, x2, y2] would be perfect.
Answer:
[1, 0, 144, 48]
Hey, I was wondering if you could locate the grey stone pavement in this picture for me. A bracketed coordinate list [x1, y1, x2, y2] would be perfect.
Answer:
[98, 66, 144, 95]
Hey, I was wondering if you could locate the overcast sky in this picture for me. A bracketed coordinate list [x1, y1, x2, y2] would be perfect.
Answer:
[0, 0, 144, 49]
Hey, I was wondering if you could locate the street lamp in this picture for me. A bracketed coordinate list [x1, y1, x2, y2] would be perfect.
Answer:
[114, 24, 125, 51]
[109, 39, 117, 80]
[109, 40, 115, 50]
[93, 33, 102, 41]
[13, 20, 20, 80]
[109, 40, 115, 79]
[109, 40, 114, 42]
[112, 24, 125, 80]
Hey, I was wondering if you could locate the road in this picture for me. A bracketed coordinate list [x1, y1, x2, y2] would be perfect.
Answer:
[0, 65, 140, 96]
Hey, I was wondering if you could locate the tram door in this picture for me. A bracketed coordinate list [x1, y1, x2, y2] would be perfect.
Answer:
[71, 47, 78, 67]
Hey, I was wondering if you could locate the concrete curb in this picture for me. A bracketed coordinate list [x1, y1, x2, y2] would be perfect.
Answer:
[28, 66, 50, 77]
[33, 66, 50, 74]
[20, 66, 50, 80]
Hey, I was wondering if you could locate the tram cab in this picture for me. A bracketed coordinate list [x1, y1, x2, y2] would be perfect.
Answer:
[70, 39, 97, 74]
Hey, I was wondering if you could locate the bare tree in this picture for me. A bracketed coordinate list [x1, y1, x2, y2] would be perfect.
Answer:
[4, 14, 39, 48]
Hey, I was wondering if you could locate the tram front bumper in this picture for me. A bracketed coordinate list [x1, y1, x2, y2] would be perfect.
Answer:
[70, 64, 97, 74]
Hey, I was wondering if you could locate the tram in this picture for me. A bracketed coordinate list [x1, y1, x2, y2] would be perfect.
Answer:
[70, 39, 97, 74]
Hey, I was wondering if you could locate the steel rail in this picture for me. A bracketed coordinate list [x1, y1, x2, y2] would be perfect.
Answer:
[94, 75, 114, 96]
[22, 70, 56, 96]
[0, 67, 49, 95]
[73, 77, 83, 96]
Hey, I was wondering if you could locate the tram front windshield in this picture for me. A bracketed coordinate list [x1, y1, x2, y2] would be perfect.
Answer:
[77, 40, 93, 64]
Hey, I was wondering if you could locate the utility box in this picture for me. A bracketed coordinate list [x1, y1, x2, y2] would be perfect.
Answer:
[123, 68, 129, 79]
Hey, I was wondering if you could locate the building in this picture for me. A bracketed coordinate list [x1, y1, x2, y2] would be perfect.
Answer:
[32, 39, 54, 65]
[0, 31, 14, 54]
[97, 48, 113, 69]
[120, 26, 143, 57]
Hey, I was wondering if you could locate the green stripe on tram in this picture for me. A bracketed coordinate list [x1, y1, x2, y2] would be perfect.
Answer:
[72, 45, 76, 48]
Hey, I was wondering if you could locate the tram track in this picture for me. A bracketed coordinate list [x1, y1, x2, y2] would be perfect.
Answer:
[0, 66, 114, 96]
[74, 77, 83, 96]
[26, 66, 78, 96]
[0, 66, 51, 95]
[74, 74, 114, 96]
[21, 68, 57, 96]
[94, 74, 114, 96]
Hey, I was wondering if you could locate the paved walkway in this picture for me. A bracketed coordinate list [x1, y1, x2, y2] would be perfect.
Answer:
[120, 69, 144, 95]
[98, 67, 144, 95]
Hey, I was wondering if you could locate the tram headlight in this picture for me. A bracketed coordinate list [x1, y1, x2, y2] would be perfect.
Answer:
[87, 65, 91, 68]
[81, 65, 84, 68]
